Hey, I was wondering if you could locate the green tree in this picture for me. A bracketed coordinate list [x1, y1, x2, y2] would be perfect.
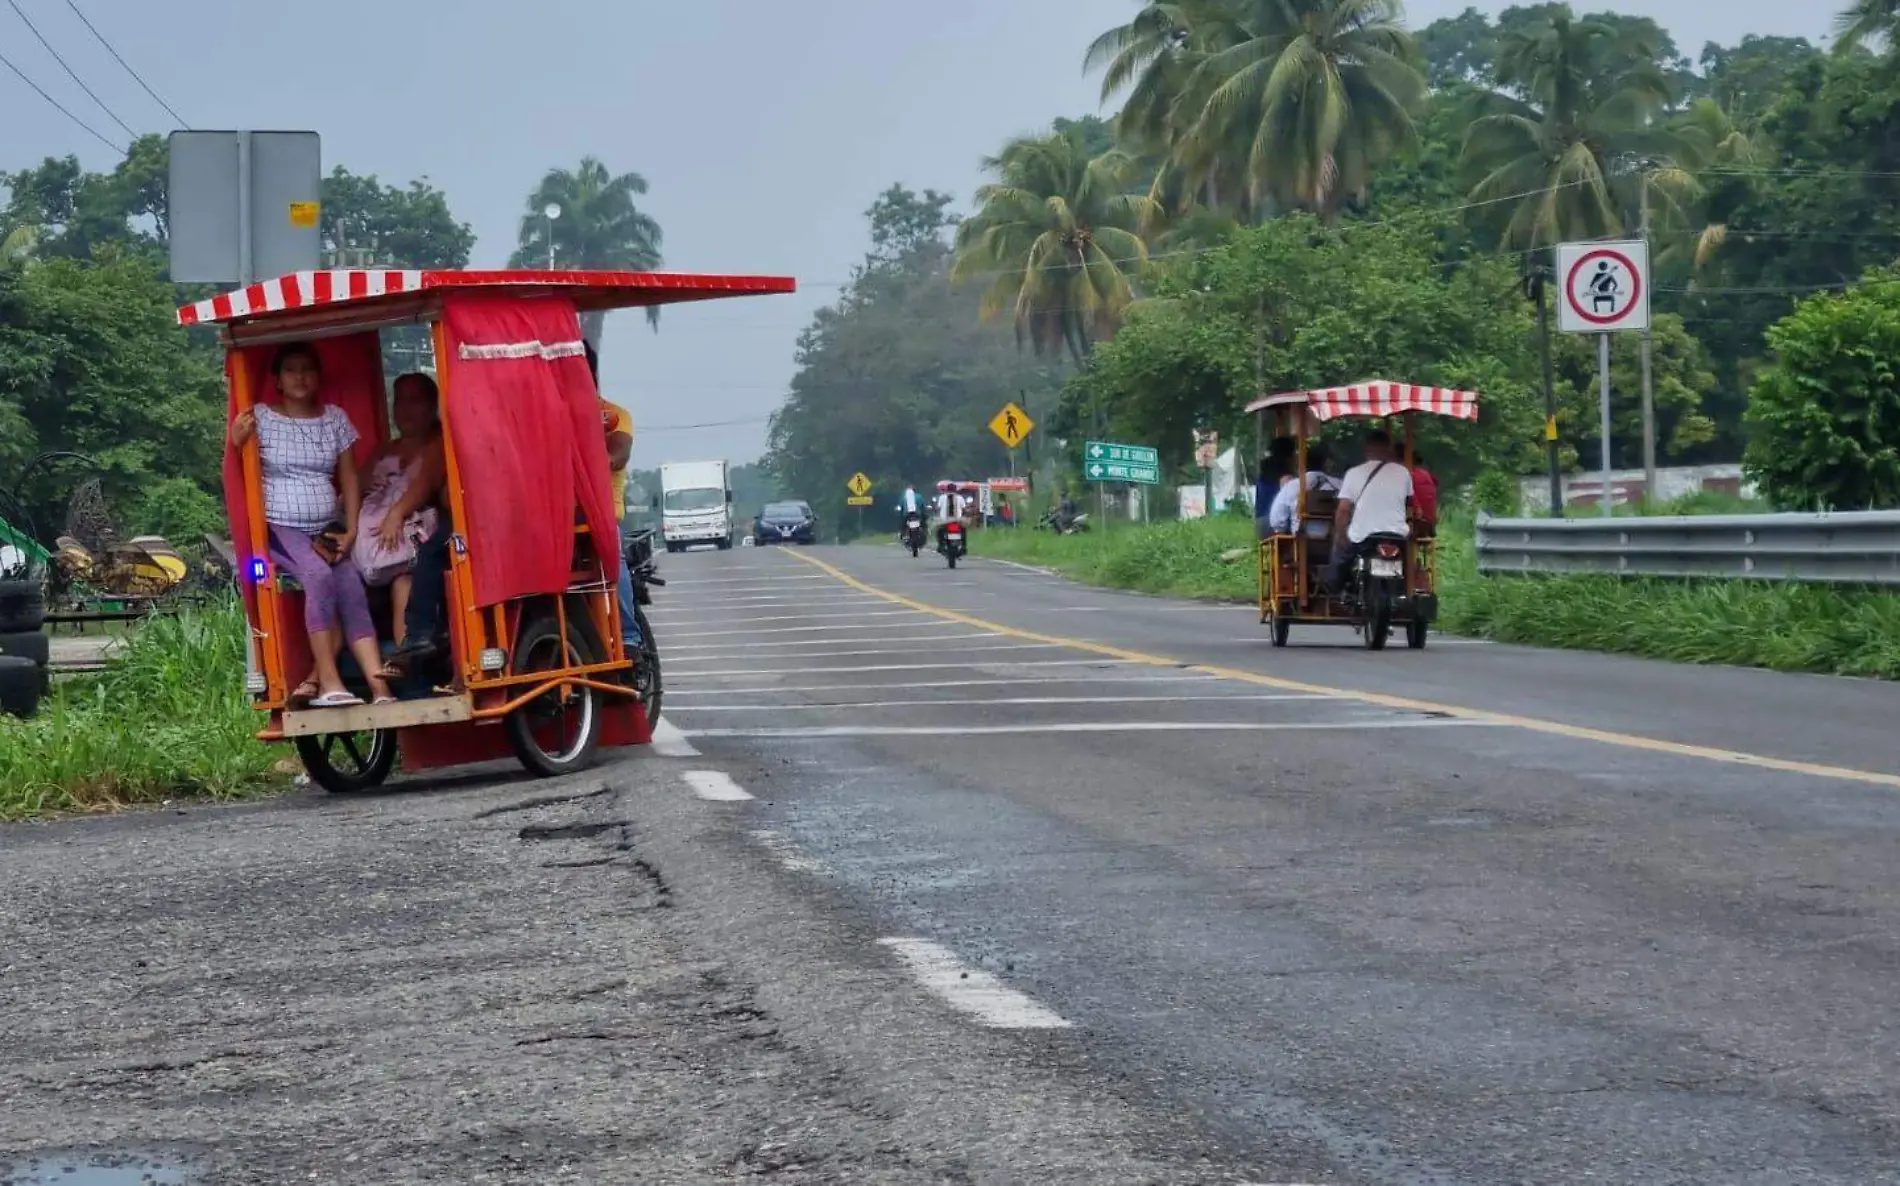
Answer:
[510, 157, 665, 339]
[1460, 6, 1677, 249]
[950, 126, 1161, 366]
[0, 135, 171, 263]
[320, 168, 475, 270]
[1416, 6, 1499, 87]
[0, 251, 226, 537]
[768, 184, 1061, 536]
[1743, 269, 1900, 510]
[320, 167, 476, 377]
[1698, 35, 1821, 128]
[1062, 215, 1546, 487]
[1109, 0, 1428, 217]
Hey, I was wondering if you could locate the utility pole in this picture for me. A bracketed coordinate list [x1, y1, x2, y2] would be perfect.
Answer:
[1638, 172, 1658, 506]
[1533, 267, 1562, 515]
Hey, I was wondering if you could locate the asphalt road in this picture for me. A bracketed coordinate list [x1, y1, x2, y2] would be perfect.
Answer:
[6, 540, 1900, 1184]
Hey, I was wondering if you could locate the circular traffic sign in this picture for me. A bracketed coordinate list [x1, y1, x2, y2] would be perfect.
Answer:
[1563, 247, 1642, 327]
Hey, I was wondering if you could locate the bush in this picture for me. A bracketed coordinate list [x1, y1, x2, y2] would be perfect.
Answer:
[0, 601, 285, 818]
[1471, 470, 1520, 516]
[1744, 266, 1900, 510]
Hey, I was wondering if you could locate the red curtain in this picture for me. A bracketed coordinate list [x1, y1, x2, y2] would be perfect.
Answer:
[440, 295, 618, 608]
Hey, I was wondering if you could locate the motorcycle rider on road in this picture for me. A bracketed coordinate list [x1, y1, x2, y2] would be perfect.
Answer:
[934, 486, 967, 551]
[897, 485, 926, 545]
[1327, 428, 1413, 591]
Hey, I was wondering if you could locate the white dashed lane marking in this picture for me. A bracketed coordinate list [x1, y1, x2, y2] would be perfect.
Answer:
[749, 829, 833, 875]
[876, 938, 1071, 1030]
[680, 770, 753, 801]
[648, 718, 701, 757]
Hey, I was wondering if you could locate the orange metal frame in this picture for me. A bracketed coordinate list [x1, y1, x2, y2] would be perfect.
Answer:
[231, 314, 637, 745]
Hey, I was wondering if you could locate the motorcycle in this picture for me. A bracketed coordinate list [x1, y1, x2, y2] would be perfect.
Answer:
[901, 511, 925, 557]
[624, 527, 666, 723]
[1036, 509, 1090, 534]
[937, 520, 967, 569]
[1349, 533, 1407, 651]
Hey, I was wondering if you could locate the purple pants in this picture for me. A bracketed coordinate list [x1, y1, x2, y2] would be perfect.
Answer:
[269, 525, 376, 646]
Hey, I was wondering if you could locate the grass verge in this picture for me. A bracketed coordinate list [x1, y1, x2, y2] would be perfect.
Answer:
[0, 601, 287, 819]
[973, 513, 1900, 680]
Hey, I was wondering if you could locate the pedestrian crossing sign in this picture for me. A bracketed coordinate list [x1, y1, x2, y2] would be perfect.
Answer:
[989, 402, 1034, 448]
[846, 472, 873, 497]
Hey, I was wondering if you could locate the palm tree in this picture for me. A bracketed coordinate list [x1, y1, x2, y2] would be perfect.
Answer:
[1085, 1, 1249, 213]
[950, 127, 1162, 365]
[1834, 0, 1899, 51]
[1636, 98, 1757, 284]
[1460, 10, 1677, 251]
[0, 224, 37, 264]
[1164, 0, 1426, 219]
[510, 157, 665, 335]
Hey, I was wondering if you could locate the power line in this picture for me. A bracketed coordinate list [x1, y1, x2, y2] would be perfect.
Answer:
[61, 0, 186, 128]
[0, 46, 120, 153]
[6, 0, 137, 140]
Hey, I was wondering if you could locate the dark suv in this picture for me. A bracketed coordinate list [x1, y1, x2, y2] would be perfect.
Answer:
[753, 500, 816, 545]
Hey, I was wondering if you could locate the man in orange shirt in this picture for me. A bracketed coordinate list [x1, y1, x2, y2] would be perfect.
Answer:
[584, 343, 641, 650]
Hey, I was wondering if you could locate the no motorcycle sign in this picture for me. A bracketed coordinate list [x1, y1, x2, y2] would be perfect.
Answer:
[1555, 240, 1650, 334]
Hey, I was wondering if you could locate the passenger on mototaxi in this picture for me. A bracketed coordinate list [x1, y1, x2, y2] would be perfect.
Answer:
[1325, 428, 1414, 592]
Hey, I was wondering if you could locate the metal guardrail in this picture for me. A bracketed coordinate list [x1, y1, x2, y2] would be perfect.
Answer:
[1475, 511, 1900, 586]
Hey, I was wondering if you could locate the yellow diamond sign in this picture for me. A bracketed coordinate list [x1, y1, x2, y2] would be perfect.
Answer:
[846, 471, 873, 497]
[989, 402, 1034, 448]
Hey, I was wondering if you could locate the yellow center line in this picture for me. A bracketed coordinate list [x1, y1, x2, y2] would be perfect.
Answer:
[778, 548, 1900, 791]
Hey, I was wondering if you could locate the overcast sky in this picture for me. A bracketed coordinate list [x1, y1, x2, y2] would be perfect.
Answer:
[2, 0, 1831, 469]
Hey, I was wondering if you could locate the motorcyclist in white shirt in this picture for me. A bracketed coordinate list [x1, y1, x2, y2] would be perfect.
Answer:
[933, 487, 967, 550]
[896, 485, 926, 544]
[1328, 428, 1413, 589]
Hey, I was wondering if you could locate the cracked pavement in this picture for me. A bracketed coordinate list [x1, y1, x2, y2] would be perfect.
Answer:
[0, 763, 1236, 1185]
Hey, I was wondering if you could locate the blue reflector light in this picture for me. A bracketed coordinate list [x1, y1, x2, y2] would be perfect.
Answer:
[248, 558, 267, 582]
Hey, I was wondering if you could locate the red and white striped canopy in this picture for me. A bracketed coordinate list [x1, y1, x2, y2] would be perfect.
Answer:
[1245, 380, 1479, 421]
[177, 268, 796, 327]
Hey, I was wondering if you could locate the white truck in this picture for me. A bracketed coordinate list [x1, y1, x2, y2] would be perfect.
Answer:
[656, 459, 734, 552]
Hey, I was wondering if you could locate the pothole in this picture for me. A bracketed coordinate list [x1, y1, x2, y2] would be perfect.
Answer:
[1, 1150, 191, 1186]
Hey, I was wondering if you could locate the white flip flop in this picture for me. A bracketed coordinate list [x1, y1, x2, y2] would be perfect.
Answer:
[310, 691, 364, 708]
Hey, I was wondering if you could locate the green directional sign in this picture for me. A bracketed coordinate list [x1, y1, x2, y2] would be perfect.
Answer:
[1084, 440, 1160, 485]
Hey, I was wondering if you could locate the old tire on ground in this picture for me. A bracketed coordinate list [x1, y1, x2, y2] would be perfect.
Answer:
[0, 654, 44, 719]
[0, 578, 44, 633]
[0, 629, 50, 667]
[505, 610, 605, 779]
[295, 730, 398, 794]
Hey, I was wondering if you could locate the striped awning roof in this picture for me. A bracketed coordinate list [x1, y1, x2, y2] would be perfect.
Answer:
[1244, 380, 1480, 421]
[177, 268, 797, 327]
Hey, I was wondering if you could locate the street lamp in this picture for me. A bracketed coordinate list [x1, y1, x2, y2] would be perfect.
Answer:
[543, 203, 561, 270]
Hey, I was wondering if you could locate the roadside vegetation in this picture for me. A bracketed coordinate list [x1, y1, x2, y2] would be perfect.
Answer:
[0, 603, 284, 818]
[973, 511, 1900, 680]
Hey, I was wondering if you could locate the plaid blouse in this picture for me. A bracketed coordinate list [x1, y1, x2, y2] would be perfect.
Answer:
[257, 404, 359, 532]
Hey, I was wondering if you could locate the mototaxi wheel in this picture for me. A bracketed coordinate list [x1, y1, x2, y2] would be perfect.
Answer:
[1363, 583, 1392, 651]
[295, 729, 397, 794]
[946, 552, 958, 569]
[505, 610, 605, 779]
[1270, 613, 1291, 648]
[1406, 618, 1428, 650]
[632, 603, 662, 728]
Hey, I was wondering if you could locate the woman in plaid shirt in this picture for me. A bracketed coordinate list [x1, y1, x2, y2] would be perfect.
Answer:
[229, 343, 393, 708]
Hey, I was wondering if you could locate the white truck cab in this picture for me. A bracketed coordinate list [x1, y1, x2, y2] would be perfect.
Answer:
[657, 460, 734, 552]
